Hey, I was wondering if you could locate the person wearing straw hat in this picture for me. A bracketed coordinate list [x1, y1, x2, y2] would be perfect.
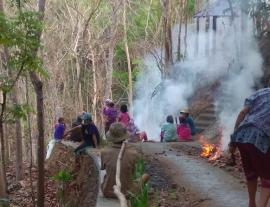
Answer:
[101, 123, 149, 198]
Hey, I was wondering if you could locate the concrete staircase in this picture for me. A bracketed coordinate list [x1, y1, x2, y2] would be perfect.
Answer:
[194, 103, 217, 133]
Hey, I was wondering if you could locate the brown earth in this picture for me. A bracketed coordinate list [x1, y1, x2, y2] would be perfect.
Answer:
[145, 155, 209, 207]
[46, 143, 99, 207]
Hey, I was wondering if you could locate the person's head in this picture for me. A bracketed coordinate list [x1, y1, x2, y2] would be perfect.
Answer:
[180, 109, 189, 118]
[166, 115, 174, 124]
[106, 123, 129, 144]
[58, 117, 65, 124]
[76, 116, 82, 123]
[109, 102, 115, 108]
[105, 99, 112, 106]
[82, 113, 92, 125]
[120, 104, 128, 113]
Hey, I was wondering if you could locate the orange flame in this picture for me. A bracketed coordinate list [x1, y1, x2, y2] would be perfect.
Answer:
[200, 143, 215, 157]
[198, 134, 221, 161]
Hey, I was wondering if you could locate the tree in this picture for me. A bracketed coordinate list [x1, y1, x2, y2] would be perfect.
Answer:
[0, 1, 46, 205]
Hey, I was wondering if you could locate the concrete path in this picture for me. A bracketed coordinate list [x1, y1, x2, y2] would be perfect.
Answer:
[96, 157, 120, 207]
[141, 142, 264, 207]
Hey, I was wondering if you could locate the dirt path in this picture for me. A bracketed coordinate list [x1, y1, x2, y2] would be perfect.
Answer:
[141, 142, 249, 207]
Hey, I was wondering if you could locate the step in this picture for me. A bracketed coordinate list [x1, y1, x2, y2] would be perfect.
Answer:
[195, 120, 214, 128]
[197, 114, 217, 121]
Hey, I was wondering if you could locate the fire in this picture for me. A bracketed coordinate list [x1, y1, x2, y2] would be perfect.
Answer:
[200, 143, 215, 157]
[198, 134, 222, 161]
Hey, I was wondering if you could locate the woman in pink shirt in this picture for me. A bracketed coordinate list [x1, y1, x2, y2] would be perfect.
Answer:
[118, 104, 130, 127]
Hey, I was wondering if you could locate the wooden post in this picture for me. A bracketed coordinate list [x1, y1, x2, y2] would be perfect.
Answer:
[205, 16, 210, 56]
[212, 16, 217, 56]
[113, 142, 128, 207]
[195, 17, 200, 57]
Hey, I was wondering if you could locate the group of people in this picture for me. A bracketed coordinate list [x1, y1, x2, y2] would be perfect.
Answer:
[50, 88, 270, 206]
[102, 99, 147, 142]
[50, 100, 148, 199]
[52, 112, 101, 155]
[160, 109, 196, 142]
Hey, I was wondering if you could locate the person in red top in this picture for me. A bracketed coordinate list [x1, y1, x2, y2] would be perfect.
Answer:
[118, 104, 130, 128]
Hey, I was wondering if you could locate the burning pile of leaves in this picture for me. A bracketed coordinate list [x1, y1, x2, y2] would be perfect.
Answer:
[197, 134, 245, 181]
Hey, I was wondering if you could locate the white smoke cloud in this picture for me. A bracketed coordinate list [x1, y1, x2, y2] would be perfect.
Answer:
[134, 10, 263, 146]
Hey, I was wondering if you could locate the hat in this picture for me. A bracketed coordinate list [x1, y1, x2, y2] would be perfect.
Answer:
[106, 123, 129, 143]
[180, 109, 189, 114]
[105, 99, 112, 104]
[82, 113, 92, 121]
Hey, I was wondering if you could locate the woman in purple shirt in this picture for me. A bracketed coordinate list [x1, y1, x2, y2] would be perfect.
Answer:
[230, 88, 270, 207]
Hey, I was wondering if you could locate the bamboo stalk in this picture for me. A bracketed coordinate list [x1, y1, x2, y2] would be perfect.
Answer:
[113, 142, 128, 207]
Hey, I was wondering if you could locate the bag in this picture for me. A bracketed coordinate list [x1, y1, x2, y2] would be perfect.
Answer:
[46, 139, 56, 160]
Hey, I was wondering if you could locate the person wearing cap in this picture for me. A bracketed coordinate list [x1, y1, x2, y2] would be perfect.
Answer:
[65, 113, 100, 154]
[177, 109, 196, 141]
[102, 99, 118, 133]
[101, 123, 149, 198]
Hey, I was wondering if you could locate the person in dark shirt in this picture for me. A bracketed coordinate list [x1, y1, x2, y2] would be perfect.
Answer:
[65, 113, 100, 155]
[68, 116, 83, 142]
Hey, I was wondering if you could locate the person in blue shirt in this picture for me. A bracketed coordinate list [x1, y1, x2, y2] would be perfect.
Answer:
[54, 117, 66, 141]
[160, 115, 177, 142]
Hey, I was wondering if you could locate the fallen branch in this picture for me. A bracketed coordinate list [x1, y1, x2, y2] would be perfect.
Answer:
[113, 142, 128, 207]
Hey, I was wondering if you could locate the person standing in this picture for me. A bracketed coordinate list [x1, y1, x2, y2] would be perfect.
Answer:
[103, 99, 118, 133]
[230, 88, 270, 207]
[118, 104, 130, 128]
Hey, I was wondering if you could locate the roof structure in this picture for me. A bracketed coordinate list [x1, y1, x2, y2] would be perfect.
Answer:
[194, 0, 236, 18]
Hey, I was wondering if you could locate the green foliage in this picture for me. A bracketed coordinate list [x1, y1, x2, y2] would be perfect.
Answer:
[0, 6, 48, 87]
[129, 159, 148, 207]
[133, 159, 145, 180]
[51, 169, 73, 182]
[130, 183, 149, 207]
[8, 103, 33, 121]
[186, 0, 195, 15]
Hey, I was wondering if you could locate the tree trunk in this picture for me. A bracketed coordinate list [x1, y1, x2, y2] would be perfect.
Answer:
[32, 0, 46, 205]
[11, 85, 23, 182]
[161, 0, 173, 77]
[0, 122, 7, 201]
[30, 73, 45, 207]
[123, 0, 133, 115]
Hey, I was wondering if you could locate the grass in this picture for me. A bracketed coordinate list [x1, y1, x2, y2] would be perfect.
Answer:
[129, 159, 149, 207]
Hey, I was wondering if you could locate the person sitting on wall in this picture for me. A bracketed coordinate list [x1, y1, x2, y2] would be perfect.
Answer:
[177, 109, 196, 141]
[53, 117, 66, 142]
[127, 119, 148, 143]
[101, 123, 149, 198]
[65, 113, 100, 155]
[160, 115, 177, 142]
[68, 115, 83, 142]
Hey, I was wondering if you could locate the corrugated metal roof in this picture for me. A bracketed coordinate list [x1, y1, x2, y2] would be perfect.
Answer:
[194, 0, 234, 18]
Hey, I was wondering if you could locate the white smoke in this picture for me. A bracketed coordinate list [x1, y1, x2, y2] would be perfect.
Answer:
[134, 9, 263, 146]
